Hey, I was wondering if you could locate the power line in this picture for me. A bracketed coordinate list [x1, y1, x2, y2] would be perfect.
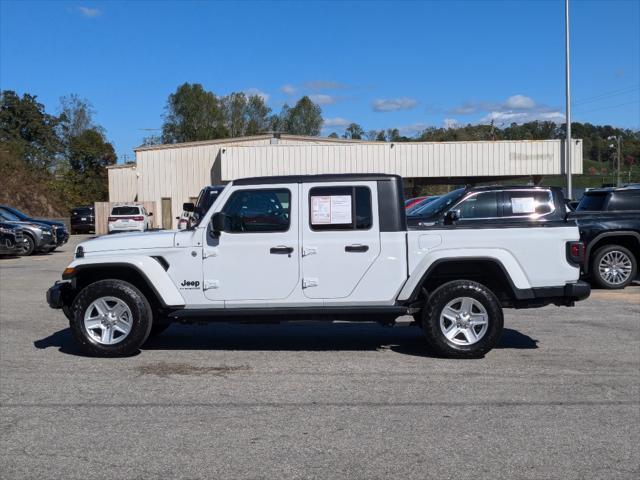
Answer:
[573, 100, 639, 115]
[573, 85, 640, 106]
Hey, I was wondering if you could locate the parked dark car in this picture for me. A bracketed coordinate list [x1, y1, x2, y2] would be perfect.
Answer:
[0, 211, 57, 255]
[182, 185, 226, 228]
[0, 222, 26, 256]
[70, 206, 95, 234]
[406, 186, 568, 228]
[568, 186, 640, 289]
[0, 205, 69, 247]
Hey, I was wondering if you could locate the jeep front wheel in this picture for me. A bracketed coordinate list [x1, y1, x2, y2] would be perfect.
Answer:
[69, 279, 153, 357]
[421, 280, 503, 358]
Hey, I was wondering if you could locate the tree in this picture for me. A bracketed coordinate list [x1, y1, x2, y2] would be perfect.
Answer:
[328, 132, 339, 138]
[63, 128, 117, 203]
[245, 95, 271, 135]
[386, 128, 401, 142]
[222, 92, 247, 138]
[59, 94, 100, 139]
[161, 83, 228, 143]
[282, 96, 323, 136]
[0, 90, 63, 170]
[375, 130, 386, 142]
[344, 123, 364, 140]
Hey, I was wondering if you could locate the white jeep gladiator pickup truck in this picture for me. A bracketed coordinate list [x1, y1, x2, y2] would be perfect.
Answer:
[47, 174, 590, 358]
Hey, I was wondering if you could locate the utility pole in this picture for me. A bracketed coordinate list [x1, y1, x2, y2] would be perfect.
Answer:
[565, 0, 573, 199]
[617, 136, 622, 187]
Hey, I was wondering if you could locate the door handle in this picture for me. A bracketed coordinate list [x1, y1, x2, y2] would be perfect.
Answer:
[345, 244, 369, 252]
[270, 246, 294, 255]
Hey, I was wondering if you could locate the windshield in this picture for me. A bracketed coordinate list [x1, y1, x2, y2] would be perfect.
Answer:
[0, 210, 21, 221]
[72, 208, 93, 216]
[111, 206, 141, 216]
[407, 188, 466, 219]
[406, 196, 439, 215]
[0, 207, 28, 220]
[576, 193, 607, 211]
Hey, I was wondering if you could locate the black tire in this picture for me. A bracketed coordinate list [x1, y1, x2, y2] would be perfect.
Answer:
[69, 279, 153, 357]
[591, 244, 637, 289]
[20, 234, 35, 256]
[420, 280, 503, 358]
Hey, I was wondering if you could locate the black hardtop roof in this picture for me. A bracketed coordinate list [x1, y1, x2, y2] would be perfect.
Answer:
[466, 185, 563, 192]
[232, 173, 401, 186]
[584, 186, 640, 194]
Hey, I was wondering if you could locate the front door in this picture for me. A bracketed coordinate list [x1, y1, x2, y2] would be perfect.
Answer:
[301, 182, 381, 299]
[202, 185, 299, 303]
[161, 198, 172, 229]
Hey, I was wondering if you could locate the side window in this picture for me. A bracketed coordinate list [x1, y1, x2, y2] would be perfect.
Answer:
[455, 192, 498, 219]
[503, 190, 553, 217]
[309, 186, 372, 231]
[221, 189, 290, 233]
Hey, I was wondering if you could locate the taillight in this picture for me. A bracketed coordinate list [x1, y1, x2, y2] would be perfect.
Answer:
[132, 216, 144, 221]
[108, 216, 116, 222]
[566, 241, 585, 266]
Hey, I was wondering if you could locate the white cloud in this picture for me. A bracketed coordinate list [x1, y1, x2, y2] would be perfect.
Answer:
[443, 118, 459, 129]
[281, 84, 296, 95]
[309, 94, 338, 105]
[244, 88, 270, 103]
[504, 94, 535, 110]
[323, 117, 351, 128]
[449, 101, 479, 115]
[305, 80, 345, 90]
[372, 97, 418, 112]
[78, 6, 101, 17]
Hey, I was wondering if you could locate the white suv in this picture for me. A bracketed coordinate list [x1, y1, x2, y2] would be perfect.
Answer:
[107, 205, 151, 233]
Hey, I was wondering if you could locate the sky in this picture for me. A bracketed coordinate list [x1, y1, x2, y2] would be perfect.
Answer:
[1, 0, 639, 161]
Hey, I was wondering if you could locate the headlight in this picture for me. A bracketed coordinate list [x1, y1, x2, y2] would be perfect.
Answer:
[0, 226, 11, 234]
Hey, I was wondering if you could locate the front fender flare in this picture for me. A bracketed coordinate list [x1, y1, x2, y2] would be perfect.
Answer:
[64, 256, 186, 307]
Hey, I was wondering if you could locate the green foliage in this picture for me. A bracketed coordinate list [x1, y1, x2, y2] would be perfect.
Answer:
[343, 123, 364, 140]
[0, 89, 118, 214]
[0, 90, 64, 170]
[162, 83, 228, 143]
[281, 96, 323, 136]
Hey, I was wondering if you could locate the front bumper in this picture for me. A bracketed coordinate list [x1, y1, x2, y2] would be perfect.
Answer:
[46, 281, 72, 309]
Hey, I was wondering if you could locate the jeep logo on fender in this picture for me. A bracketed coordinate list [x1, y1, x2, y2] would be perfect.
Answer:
[180, 280, 200, 289]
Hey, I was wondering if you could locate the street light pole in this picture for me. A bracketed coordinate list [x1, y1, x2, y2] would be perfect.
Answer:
[617, 136, 622, 187]
[565, 0, 572, 199]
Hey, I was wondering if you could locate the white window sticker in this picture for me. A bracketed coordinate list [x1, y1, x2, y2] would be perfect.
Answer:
[511, 197, 536, 214]
[311, 196, 331, 224]
[311, 195, 352, 224]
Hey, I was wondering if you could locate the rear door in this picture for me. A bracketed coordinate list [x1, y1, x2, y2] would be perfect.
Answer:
[301, 182, 381, 299]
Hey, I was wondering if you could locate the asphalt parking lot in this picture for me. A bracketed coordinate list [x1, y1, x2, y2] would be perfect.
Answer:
[1, 235, 639, 480]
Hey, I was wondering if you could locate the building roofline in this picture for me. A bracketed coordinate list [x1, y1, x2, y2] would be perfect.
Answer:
[106, 163, 137, 170]
[133, 133, 391, 152]
[134, 133, 582, 153]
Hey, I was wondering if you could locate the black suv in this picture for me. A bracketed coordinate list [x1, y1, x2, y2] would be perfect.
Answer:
[0, 222, 26, 256]
[569, 186, 639, 289]
[70, 206, 95, 234]
[406, 185, 567, 228]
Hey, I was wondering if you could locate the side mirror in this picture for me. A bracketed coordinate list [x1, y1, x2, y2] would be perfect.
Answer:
[443, 209, 460, 225]
[211, 212, 226, 236]
[183, 202, 195, 212]
[148, 211, 153, 216]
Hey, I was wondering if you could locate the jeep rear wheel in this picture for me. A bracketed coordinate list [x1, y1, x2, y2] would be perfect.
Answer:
[421, 280, 503, 358]
[69, 279, 153, 357]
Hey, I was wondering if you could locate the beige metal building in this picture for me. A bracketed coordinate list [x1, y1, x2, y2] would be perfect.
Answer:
[108, 134, 583, 229]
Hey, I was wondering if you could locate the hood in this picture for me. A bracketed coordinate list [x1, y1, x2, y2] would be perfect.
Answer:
[33, 219, 66, 228]
[81, 230, 176, 253]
